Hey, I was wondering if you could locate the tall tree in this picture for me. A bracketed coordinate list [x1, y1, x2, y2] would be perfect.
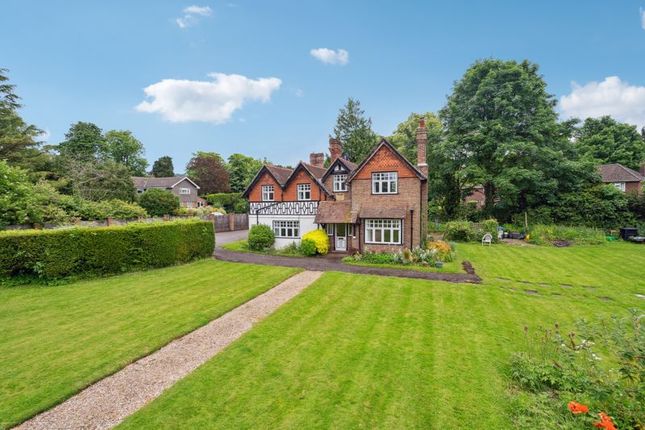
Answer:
[227, 153, 264, 193]
[0, 68, 48, 172]
[575, 116, 645, 171]
[440, 59, 592, 216]
[104, 130, 148, 175]
[64, 159, 136, 202]
[333, 97, 378, 162]
[389, 112, 443, 163]
[186, 151, 230, 194]
[151, 156, 174, 177]
[57, 122, 105, 161]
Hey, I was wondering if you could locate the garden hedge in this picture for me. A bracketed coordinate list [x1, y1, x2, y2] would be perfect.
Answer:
[0, 220, 215, 279]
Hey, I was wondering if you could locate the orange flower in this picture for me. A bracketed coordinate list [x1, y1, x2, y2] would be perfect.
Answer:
[567, 401, 589, 414]
[593, 412, 617, 430]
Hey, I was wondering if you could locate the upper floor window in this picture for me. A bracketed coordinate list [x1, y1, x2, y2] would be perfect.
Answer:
[262, 185, 274, 201]
[297, 183, 311, 201]
[372, 172, 398, 194]
[612, 182, 626, 192]
[179, 187, 191, 195]
[333, 174, 348, 192]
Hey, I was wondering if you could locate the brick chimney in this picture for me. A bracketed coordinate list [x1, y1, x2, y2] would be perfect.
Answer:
[309, 152, 324, 168]
[329, 138, 343, 161]
[416, 118, 428, 176]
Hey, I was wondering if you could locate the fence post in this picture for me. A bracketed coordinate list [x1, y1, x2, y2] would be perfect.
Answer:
[228, 214, 235, 231]
[106, 217, 113, 226]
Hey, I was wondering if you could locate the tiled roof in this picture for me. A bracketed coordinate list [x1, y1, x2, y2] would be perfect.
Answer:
[358, 204, 408, 219]
[303, 162, 327, 179]
[598, 164, 644, 183]
[337, 158, 358, 171]
[132, 176, 198, 189]
[265, 165, 293, 186]
[314, 201, 357, 224]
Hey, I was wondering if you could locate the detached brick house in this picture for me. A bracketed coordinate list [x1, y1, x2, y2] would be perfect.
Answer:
[598, 163, 644, 194]
[243, 120, 429, 252]
[132, 176, 207, 208]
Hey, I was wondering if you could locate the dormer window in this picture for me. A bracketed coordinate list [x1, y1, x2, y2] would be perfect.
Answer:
[372, 172, 398, 194]
[262, 185, 274, 201]
[297, 183, 311, 201]
[333, 174, 348, 192]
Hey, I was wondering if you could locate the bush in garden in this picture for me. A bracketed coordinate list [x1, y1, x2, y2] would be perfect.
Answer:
[443, 220, 476, 241]
[248, 224, 275, 251]
[302, 229, 330, 255]
[0, 220, 214, 279]
[299, 238, 317, 256]
[138, 189, 180, 217]
[527, 225, 605, 246]
[481, 218, 499, 241]
[427, 240, 454, 262]
[205, 193, 249, 213]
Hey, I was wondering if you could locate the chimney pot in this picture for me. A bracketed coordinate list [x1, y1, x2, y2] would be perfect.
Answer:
[329, 138, 343, 162]
[416, 119, 428, 176]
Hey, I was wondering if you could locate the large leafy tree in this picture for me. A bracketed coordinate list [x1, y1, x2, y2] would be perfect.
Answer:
[186, 151, 230, 194]
[333, 97, 378, 163]
[63, 159, 136, 202]
[104, 130, 148, 175]
[57, 122, 106, 161]
[389, 112, 442, 162]
[227, 153, 264, 193]
[0, 68, 49, 172]
[440, 59, 592, 217]
[151, 156, 174, 177]
[574, 116, 645, 171]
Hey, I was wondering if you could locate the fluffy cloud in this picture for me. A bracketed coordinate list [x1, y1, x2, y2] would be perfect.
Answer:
[641, 7, 645, 30]
[136, 73, 282, 123]
[176, 5, 212, 28]
[559, 76, 645, 128]
[310, 48, 349, 65]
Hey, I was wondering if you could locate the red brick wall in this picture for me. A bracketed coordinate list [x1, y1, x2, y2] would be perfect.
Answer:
[625, 181, 643, 194]
[352, 145, 418, 180]
[247, 171, 283, 202]
[282, 169, 327, 201]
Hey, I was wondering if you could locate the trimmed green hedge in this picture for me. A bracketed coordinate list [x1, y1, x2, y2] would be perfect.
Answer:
[0, 220, 215, 279]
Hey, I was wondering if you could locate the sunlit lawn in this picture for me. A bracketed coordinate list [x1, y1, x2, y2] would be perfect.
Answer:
[0, 260, 299, 428]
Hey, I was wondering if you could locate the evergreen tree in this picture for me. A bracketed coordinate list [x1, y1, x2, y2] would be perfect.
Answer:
[151, 156, 174, 177]
[332, 97, 378, 162]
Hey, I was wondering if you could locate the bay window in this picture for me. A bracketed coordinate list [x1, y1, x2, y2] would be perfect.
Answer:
[365, 219, 402, 244]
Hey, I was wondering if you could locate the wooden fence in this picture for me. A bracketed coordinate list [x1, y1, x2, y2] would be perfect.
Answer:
[213, 214, 249, 233]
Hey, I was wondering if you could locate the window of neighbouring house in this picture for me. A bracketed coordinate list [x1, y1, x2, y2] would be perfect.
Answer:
[612, 182, 626, 192]
[365, 219, 402, 244]
[297, 183, 311, 201]
[262, 185, 275, 201]
[372, 172, 398, 194]
[333, 174, 348, 192]
[180, 187, 191, 195]
[273, 220, 300, 238]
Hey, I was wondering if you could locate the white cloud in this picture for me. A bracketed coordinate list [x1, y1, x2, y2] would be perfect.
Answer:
[310, 48, 349, 65]
[640, 7, 645, 30]
[176, 5, 212, 28]
[559, 76, 645, 128]
[295, 88, 304, 97]
[135, 73, 282, 123]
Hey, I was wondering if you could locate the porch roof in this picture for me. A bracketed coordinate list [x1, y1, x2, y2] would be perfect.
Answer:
[314, 201, 357, 224]
[358, 205, 407, 219]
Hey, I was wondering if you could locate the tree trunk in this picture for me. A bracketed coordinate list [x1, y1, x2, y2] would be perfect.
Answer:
[483, 182, 495, 215]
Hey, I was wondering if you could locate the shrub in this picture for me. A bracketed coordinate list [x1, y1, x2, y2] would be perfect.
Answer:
[481, 218, 499, 241]
[301, 229, 330, 255]
[357, 252, 398, 264]
[205, 193, 249, 214]
[527, 224, 606, 246]
[443, 220, 476, 241]
[427, 240, 454, 262]
[248, 224, 275, 250]
[299, 239, 317, 256]
[0, 220, 214, 279]
[138, 189, 180, 217]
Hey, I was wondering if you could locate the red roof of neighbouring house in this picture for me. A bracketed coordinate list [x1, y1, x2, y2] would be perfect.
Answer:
[598, 164, 644, 183]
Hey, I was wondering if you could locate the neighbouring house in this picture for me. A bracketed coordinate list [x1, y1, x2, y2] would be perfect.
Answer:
[464, 185, 486, 209]
[598, 163, 644, 194]
[132, 176, 207, 208]
[242, 120, 429, 252]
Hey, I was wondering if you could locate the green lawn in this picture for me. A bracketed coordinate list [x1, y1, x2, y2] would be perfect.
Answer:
[0, 260, 298, 428]
[119, 243, 644, 429]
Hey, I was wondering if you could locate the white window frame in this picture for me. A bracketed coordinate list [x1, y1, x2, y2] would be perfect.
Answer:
[179, 187, 191, 195]
[333, 174, 348, 192]
[372, 172, 398, 194]
[324, 224, 334, 235]
[262, 185, 275, 201]
[612, 182, 626, 192]
[273, 220, 300, 238]
[297, 183, 311, 201]
[364, 219, 402, 245]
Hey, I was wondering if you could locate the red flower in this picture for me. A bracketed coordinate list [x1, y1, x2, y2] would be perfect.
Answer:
[567, 401, 589, 414]
[593, 412, 617, 430]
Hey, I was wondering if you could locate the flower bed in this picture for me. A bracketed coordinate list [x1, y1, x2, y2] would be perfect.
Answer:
[342, 241, 459, 271]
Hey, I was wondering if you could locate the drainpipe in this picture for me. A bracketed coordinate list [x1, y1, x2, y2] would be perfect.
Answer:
[410, 209, 414, 248]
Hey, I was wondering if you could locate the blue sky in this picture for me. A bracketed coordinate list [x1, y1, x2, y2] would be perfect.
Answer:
[2, 0, 645, 170]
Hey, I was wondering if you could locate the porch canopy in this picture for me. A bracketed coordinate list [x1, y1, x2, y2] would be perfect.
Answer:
[314, 201, 357, 224]
[358, 204, 407, 219]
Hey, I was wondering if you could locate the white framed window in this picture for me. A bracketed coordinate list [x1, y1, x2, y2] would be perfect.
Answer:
[333, 174, 348, 192]
[297, 183, 311, 201]
[262, 185, 274, 201]
[325, 224, 334, 235]
[612, 182, 626, 192]
[179, 187, 191, 195]
[365, 219, 402, 244]
[372, 172, 398, 194]
[273, 220, 300, 238]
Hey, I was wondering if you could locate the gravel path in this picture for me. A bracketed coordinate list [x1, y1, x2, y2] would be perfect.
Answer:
[16, 270, 323, 430]
[215, 249, 481, 284]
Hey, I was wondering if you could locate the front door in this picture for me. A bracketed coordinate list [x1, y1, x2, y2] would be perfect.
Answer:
[335, 224, 347, 251]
